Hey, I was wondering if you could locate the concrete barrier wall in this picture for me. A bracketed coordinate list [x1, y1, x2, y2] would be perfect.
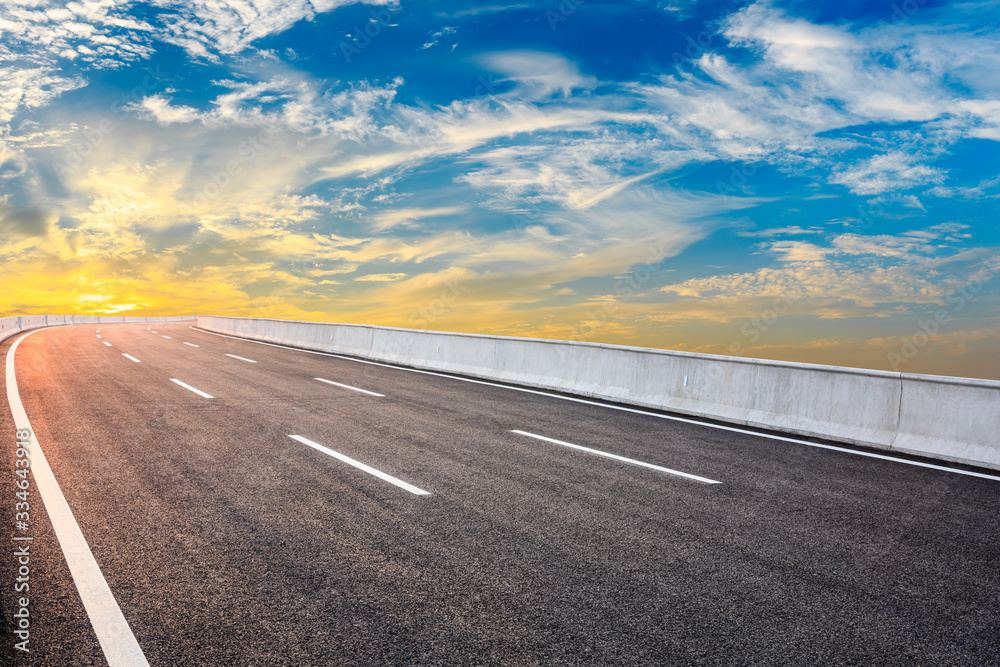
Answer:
[197, 315, 1000, 471]
[893, 375, 1000, 469]
[0, 314, 196, 346]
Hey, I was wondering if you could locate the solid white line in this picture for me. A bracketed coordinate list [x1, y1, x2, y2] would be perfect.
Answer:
[511, 430, 721, 484]
[161, 335, 171, 339]
[288, 435, 429, 495]
[169, 379, 213, 398]
[314, 377, 384, 397]
[225, 354, 257, 363]
[189, 327, 1000, 482]
[6, 329, 150, 666]
[122, 354, 141, 363]
[103, 341, 112, 347]
[183, 342, 199, 347]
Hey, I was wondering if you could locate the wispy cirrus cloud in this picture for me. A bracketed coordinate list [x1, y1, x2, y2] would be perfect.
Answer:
[634, 1, 1000, 192]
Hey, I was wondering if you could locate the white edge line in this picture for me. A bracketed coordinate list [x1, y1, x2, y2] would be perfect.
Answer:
[169, 378, 213, 398]
[511, 430, 721, 484]
[224, 354, 257, 363]
[6, 328, 150, 666]
[121, 354, 141, 363]
[314, 377, 384, 397]
[187, 327, 1000, 482]
[288, 435, 429, 495]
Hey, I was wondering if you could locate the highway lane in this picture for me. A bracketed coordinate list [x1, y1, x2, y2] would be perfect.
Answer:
[2, 321, 1000, 665]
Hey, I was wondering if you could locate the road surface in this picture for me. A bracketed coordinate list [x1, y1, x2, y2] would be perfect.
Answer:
[2, 322, 999, 665]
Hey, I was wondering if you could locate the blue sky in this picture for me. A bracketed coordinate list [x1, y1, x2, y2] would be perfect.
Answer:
[1, 0, 999, 378]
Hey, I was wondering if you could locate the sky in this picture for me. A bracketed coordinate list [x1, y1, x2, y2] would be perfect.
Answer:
[1, 0, 999, 379]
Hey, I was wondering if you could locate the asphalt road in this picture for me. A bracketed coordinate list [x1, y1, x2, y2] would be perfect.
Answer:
[2, 322, 999, 666]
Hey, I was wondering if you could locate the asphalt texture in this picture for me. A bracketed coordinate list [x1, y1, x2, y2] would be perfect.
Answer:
[1, 322, 999, 666]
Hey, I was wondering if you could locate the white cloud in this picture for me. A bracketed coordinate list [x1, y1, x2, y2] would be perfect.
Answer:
[479, 51, 597, 98]
[722, 2, 947, 123]
[0, 0, 391, 70]
[458, 134, 695, 212]
[435, 4, 532, 19]
[125, 76, 404, 144]
[420, 26, 457, 50]
[766, 240, 829, 262]
[0, 67, 87, 126]
[320, 100, 640, 180]
[131, 94, 201, 124]
[951, 99, 1000, 141]
[371, 206, 465, 231]
[830, 152, 946, 195]
[736, 226, 824, 238]
[150, 0, 393, 60]
[660, 225, 995, 318]
[0, 1, 154, 69]
[0, 70, 85, 171]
